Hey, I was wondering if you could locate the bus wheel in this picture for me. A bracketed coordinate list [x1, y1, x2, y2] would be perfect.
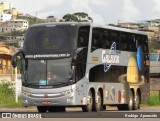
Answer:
[82, 90, 93, 112]
[37, 106, 48, 112]
[133, 92, 140, 110]
[95, 91, 103, 111]
[48, 106, 56, 112]
[117, 105, 124, 110]
[125, 90, 134, 110]
[103, 105, 106, 111]
[48, 106, 65, 112]
[56, 106, 66, 112]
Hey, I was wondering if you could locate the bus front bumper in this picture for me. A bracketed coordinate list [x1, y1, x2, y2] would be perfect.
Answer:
[22, 90, 78, 106]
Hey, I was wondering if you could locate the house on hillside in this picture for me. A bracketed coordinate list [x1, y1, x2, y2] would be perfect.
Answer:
[0, 45, 19, 82]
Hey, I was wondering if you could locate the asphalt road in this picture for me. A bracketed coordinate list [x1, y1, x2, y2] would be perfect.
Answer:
[1, 106, 160, 118]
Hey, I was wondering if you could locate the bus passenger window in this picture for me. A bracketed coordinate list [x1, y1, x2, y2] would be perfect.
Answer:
[102, 30, 110, 49]
[91, 28, 102, 52]
[129, 34, 136, 52]
[77, 26, 90, 48]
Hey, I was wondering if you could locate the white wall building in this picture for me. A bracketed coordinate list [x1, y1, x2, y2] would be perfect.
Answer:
[0, 13, 11, 22]
[5, 19, 28, 30]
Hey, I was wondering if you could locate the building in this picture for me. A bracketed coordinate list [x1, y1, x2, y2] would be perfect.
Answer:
[0, 2, 4, 13]
[118, 22, 140, 29]
[0, 45, 18, 82]
[0, 1, 13, 13]
[6, 35, 24, 48]
[0, 13, 12, 22]
[5, 19, 28, 30]
[45, 16, 60, 22]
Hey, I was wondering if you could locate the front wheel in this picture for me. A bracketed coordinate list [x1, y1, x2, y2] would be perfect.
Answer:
[48, 106, 65, 112]
[82, 90, 93, 112]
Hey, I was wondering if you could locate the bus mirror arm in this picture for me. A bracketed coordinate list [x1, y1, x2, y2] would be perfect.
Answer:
[11, 51, 25, 68]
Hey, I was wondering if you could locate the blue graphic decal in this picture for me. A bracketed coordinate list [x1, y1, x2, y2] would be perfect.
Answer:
[137, 45, 143, 71]
[102, 42, 120, 72]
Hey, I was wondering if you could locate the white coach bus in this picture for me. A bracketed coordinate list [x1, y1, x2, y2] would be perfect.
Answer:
[12, 22, 150, 112]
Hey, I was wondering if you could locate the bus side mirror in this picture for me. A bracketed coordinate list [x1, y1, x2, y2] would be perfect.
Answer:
[12, 55, 17, 68]
[11, 51, 24, 68]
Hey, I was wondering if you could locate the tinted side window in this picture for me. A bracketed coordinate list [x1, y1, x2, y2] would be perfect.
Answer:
[110, 31, 120, 50]
[119, 32, 128, 51]
[77, 26, 90, 48]
[129, 34, 136, 52]
[91, 28, 103, 51]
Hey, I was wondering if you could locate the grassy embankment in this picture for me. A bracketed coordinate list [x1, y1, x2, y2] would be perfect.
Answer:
[0, 82, 22, 108]
[141, 91, 160, 107]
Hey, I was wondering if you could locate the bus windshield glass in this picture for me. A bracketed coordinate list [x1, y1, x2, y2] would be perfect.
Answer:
[23, 24, 77, 54]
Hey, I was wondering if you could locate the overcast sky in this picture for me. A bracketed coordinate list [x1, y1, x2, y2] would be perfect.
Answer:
[5, 0, 160, 24]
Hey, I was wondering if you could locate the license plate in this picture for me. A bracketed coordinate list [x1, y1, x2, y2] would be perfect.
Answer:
[42, 101, 51, 105]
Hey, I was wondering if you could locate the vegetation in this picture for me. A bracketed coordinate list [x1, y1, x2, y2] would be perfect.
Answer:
[0, 82, 22, 108]
[142, 91, 160, 106]
[63, 12, 93, 22]
[17, 15, 44, 25]
[149, 41, 160, 53]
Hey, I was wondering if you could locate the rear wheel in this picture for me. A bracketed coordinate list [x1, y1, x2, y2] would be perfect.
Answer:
[125, 90, 134, 110]
[37, 106, 48, 112]
[133, 92, 140, 110]
[94, 91, 103, 111]
[117, 90, 134, 110]
[82, 90, 93, 112]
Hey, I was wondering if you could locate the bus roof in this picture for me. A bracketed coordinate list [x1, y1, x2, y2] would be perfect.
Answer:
[30, 22, 147, 36]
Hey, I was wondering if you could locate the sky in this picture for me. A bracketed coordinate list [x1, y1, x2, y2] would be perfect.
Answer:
[4, 0, 160, 24]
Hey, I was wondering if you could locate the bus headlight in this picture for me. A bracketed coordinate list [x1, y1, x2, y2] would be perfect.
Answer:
[61, 88, 76, 95]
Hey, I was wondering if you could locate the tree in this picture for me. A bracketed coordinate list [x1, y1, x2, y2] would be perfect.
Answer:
[63, 14, 78, 22]
[63, 12, 93, 22]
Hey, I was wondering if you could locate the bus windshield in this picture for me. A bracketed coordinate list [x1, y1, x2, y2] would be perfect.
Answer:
[23, 24, 77, 54]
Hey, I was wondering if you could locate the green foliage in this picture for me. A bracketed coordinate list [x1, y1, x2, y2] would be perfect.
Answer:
[0, 35, 6, 40]
[141, 91, 160, 107]
[17, 16, 44, 25]
[63, 12, 93, 22]
[148, 91, 160, 106]
[0, 82, 22, 108]
[0, 82, 15, 96]
[149, 42, 160, 53]
[108, 23, 117, 26]
[63, 14, 78, 22]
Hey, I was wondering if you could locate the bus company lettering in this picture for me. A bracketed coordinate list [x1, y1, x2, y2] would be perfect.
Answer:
[102, 50, 119, 64]
[101, 42, 120, 72]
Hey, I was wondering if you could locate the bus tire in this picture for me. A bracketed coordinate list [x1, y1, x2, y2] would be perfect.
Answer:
[133, 92, 140, 110]
[94, 91, 103, 111]
[48, 106, 65, 112]
[117, 105, 124, 110]
[82, 90, 93, 112]
[103, 105, 106, 110]
[37, 106, 48, 112]
[56, 106, 66, 112]
[125, 90, 134, 110]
